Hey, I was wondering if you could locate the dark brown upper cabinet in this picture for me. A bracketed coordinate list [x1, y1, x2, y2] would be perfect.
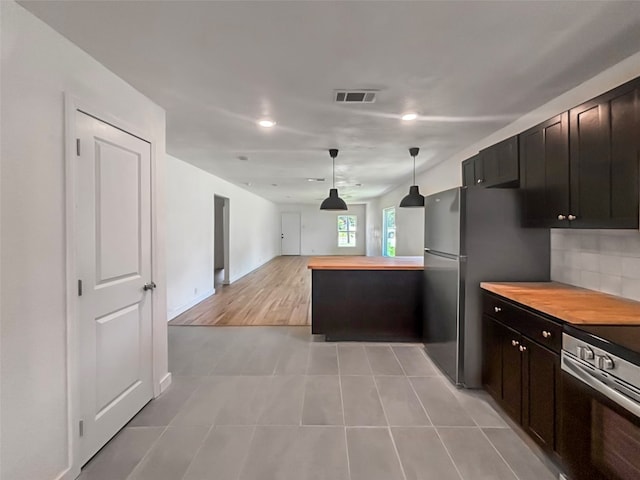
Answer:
[519, 113, 570, 228]
[461, 136, 518, 188]
[519, 77, 640, 229]
[478, 135, 519, 187]
[569, 78, 640, 229]
[462, 154, 481, 187]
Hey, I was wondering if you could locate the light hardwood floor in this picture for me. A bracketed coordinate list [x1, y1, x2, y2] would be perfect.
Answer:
[169, 256, 311, 326]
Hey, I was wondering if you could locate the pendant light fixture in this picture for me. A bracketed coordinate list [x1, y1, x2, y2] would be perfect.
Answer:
[399, 147, 425, 208]
[320, 148, 348, 211]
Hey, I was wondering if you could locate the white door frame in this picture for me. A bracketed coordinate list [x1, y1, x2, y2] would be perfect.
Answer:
[222, 197, 230, 284]
[63, 94, 168, 480]
[214, 195, 231, 285]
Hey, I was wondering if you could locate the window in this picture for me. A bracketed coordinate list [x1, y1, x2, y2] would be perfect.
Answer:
[383, 207, 396, 257]
[338, 215, 357, 247]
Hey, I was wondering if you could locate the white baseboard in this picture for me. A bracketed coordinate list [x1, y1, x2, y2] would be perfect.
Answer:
[56, 466, 75, 480]
[167, 288, 215, 320]
[158, 372, 172, 396]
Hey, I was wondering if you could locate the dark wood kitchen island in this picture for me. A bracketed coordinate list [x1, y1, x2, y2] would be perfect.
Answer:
[308, 256, 423, 341]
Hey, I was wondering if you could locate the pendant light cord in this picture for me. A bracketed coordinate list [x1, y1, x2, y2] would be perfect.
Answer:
[412, 154, 416, 185]
[333, 157, 336, 188]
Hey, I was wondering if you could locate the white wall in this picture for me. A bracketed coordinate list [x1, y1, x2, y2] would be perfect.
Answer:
[277, 204, 367, 256]
[373, 191, 427, 257]
[368, 50, 640, 257]
[551, 230, 640, 301]
[1, 2, 168, 479]
[166, 155, 280, 319]
[365, 198, 382, 256]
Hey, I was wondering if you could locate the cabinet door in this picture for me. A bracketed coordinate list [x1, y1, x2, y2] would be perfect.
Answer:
[462, 154, 481, 187]
[462, 157, 475, 187]
[519, 113, 570, 227]
[521, 339, 559, 455]
[479, 136, 519, 187]
[482, 315, 502, 401]
[570, 80, 640, 228]
[501, 325, 522, 423]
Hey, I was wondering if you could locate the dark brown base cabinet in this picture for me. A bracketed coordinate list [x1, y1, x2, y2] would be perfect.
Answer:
[482, 293, 562, 461]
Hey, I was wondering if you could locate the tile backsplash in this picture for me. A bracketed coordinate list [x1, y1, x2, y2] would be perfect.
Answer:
[551, 229, 640, 301]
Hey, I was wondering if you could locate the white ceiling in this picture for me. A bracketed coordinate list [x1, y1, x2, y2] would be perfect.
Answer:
[20, 0, 640, 204]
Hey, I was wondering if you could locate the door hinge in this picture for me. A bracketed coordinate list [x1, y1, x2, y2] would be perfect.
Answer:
[79, 420, 84, 437]
[76, 138, 81, 156]
[78, 280, 83, 296]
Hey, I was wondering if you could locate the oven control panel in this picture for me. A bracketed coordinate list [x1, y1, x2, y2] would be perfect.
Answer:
[563, 333, 640, 389]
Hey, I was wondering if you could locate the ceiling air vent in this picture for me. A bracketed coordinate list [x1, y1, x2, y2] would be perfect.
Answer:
[335, 90, 377, 103]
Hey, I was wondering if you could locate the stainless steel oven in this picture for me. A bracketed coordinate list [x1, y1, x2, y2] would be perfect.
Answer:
[560, 333, 640, 480]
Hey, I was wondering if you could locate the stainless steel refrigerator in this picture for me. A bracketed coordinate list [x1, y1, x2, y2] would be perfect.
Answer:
[423, 186, 549, 388]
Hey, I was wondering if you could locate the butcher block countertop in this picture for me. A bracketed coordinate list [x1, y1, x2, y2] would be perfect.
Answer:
[481, 281, 640, 326]
[307, 256, 423, 271]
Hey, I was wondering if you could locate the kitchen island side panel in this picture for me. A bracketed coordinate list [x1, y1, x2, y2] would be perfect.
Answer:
[311, 269, 423, 341]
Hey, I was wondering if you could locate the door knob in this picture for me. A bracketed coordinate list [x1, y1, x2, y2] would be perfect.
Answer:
[511, 340, 519, 347]
[542, 330, 551, 339]
[143, 282, 157, 291]
[568, 215, 577, 221]
[557, 214, 566, 220]
[494, 306, 502, 313]
[519, 345, 527, 352]
[476, 179, 484, 184]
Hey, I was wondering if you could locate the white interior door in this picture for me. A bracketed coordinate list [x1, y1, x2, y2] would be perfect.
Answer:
[281, 212, 301, 255]
[76, 111, 153, 465]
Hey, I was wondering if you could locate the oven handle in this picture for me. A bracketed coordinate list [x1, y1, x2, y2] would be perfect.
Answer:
[562, 352, 640, 418]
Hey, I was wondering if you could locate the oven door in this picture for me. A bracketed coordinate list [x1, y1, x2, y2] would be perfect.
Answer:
[560, 352, 640, 480]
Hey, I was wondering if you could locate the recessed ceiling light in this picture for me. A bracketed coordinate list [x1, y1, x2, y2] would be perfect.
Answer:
[258, 119, 276, 128]
[401, 112, 418, 121]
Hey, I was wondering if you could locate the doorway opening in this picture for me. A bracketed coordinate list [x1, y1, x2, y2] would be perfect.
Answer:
[214, 195, 230, 288]
[383, 207, 396, 257]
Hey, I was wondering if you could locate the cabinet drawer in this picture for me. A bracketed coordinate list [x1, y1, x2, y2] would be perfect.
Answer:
[482, 293, 562, 353]
[517, 310, 562, 353]
[483, 294, 519, 319]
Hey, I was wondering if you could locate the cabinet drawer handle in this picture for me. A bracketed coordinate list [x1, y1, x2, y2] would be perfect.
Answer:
[542, 330, 551, 339]
[494, 306, 502, 313]
[519, 345, 527, 352]
[568, 214, 577, 221]
[477, 179, 484, 184]
[557, 214, 566, 221]
[511, 340, 519, 347]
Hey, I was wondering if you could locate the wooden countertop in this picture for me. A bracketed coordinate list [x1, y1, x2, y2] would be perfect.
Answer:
[481, 281, 640, 326]
[307, 256, 424, 271]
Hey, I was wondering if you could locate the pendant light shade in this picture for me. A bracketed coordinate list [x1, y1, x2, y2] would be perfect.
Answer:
[320, 149, 348, 211]
[320, 188, 348, 210]
[399, 147, 425, 208]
